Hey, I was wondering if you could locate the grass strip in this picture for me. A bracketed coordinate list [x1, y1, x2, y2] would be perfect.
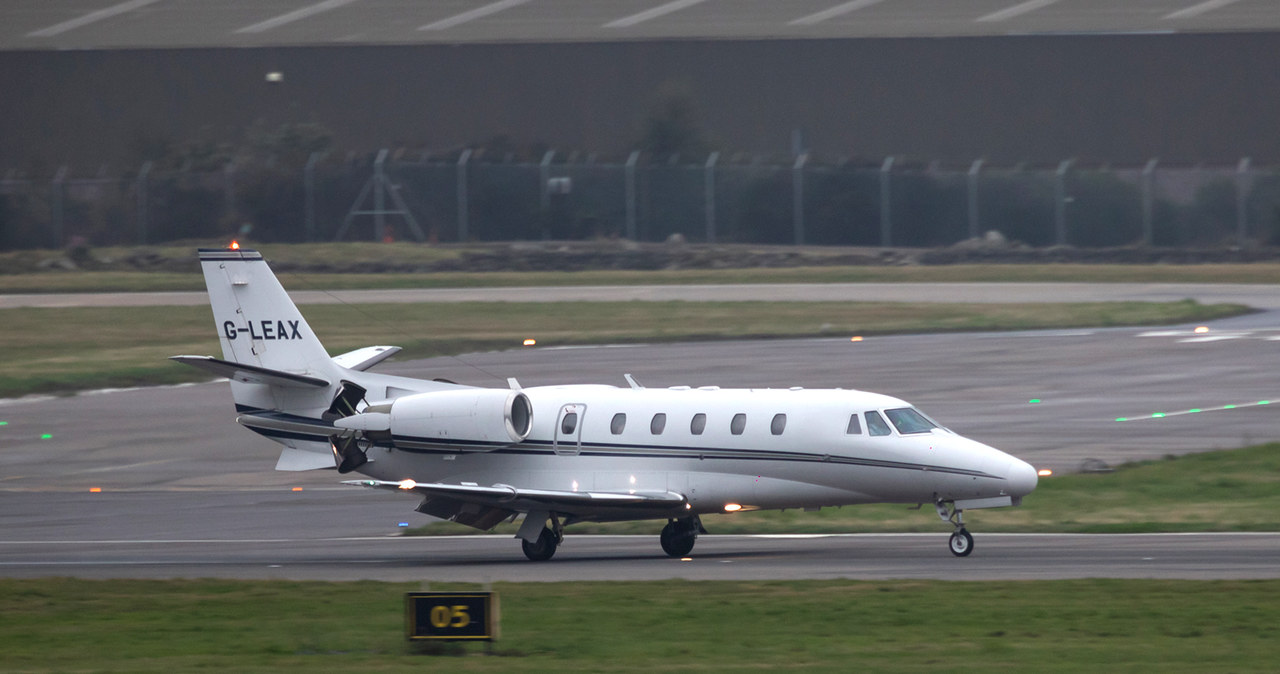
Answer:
[0, 300, 1248, 398]
[8, 262, 1280, 293]
[402, 442, 1280, 537]
[1, 577, 1276, 672]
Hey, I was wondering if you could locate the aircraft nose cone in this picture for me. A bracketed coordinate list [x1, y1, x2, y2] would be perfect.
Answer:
[1006, 458, 1038, 497]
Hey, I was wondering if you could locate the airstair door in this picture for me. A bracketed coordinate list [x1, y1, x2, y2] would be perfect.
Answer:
[554, 403, 585, 456]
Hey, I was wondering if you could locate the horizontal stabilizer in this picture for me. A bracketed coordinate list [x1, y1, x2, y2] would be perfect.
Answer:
[331, 346, 401, 372]
[170, 355, 330, 388]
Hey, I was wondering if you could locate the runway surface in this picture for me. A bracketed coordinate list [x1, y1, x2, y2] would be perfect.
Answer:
[3, 531, 1277, 582]
[2, 287, 1278, 581]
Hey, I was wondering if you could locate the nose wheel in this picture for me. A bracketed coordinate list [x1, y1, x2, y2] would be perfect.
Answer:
[935, 500, 974, 557]
[948, 528, 974, 557]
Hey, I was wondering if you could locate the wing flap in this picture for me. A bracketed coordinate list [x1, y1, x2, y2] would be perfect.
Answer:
[345, 479, 685, 506]
[343, 479, 688, 528]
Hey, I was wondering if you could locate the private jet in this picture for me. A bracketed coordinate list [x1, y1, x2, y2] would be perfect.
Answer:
[173, 247, 1037, 561]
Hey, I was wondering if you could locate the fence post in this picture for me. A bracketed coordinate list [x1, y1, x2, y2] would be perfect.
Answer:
[625, 151, 639, 240]
[304, 152, 321, 242]
[457, 149, 472, 242]
[539, 150, 555, 213]
[136, 161, 152, 245]
[540, 150, 555, 239]
[704, 151, 718, 243]
[879, 156, 894, 247]
[1141, 158, 1158, 247]
[967, 158, 984, 240]
[373, 150, 387, 241]
[1054, 158, 1074, 246]
[51, 166, 67, 248]
[793, 152, 808, 246]
[1236, 157, 1252, 246]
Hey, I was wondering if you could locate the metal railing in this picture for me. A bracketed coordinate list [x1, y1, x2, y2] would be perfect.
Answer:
[2, 153, 1276, 250]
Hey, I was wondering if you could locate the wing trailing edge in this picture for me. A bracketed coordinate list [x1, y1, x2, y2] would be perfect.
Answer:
[343, 479, 688, 529]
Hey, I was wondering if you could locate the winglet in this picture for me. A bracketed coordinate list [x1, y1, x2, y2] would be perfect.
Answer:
[624, 373, 643, 390]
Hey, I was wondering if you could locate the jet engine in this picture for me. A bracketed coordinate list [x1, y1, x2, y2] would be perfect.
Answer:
[334, 388, 533, 449]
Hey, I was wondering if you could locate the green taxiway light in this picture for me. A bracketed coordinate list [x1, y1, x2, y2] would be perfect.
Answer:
[1151, 413, 1166, 418]
[40, 433, 52, 439]
[1028, 399, 1042, 404]
[0, 421, 7, 426]
[1188, 408, 1202, 413]
[1115, 417, 1128, 422]
[1259, 401, 1271, 405]
[1224, 405, 1237, 409]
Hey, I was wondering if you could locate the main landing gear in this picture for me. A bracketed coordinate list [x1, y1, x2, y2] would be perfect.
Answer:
[520, 513, 564, 561]
[935, 500, 974, 557]
[660, 515, 705, 558]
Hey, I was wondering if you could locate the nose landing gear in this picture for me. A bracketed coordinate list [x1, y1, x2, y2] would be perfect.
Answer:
[936, 500, 974, 557]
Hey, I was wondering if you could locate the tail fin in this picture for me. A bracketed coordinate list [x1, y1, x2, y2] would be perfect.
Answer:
[179, 248, 342, 415]
[197, 248, 335, 375]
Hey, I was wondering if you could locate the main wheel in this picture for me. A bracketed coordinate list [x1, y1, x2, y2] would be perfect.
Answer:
[660, 521, 697, 557]
[948, 528, 974, 557]
[522, 526, 558, 561]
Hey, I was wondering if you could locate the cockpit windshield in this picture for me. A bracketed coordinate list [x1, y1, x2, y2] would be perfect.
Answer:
[884, 407, 939, 435]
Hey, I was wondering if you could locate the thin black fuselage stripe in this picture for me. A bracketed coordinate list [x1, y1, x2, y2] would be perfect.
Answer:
[240, 412, 1000, 479]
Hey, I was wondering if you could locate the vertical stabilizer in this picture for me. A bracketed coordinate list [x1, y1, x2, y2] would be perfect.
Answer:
[195, 248, 340, 413]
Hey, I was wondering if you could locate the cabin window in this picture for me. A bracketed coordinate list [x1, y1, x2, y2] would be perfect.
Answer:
[610, 413, 626, 435]
[651, 413, 667, 435]
[885, 407, 938, 435]
[771, 413, 787, 435]
[730, 413, 747, 435]
[561, 412, 578, 435]
[690, 413, 707, 435]
[846, 414, 862, 435]
[864, 410, 891, 437]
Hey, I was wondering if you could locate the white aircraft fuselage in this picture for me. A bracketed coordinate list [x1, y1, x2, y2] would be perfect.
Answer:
[174, 248, 1037, 561]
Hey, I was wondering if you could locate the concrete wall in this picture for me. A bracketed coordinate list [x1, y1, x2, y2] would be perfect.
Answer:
[4, 33, 1280, 171]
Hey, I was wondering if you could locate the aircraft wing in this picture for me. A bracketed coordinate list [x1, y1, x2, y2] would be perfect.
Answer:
[342, 479, 687, 530]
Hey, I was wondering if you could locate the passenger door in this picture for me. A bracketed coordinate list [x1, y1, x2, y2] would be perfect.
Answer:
[554, 403, 585, 456]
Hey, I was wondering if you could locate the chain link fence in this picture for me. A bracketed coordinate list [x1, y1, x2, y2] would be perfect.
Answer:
[3, 153, 1277, 250]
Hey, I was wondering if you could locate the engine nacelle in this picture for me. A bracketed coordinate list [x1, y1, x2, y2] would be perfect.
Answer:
[336, 388, 532, 449]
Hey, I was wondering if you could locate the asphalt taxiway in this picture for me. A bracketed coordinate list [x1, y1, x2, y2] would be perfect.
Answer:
[2, 290, 1278, 581]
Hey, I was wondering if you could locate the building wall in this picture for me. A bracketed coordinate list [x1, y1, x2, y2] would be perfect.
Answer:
[3, 33, 1279, 171]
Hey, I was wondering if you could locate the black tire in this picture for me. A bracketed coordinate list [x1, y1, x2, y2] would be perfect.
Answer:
[660, 521, 697, 557]
[522, 527, 558, 561]
[949, 528, 974, 557]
